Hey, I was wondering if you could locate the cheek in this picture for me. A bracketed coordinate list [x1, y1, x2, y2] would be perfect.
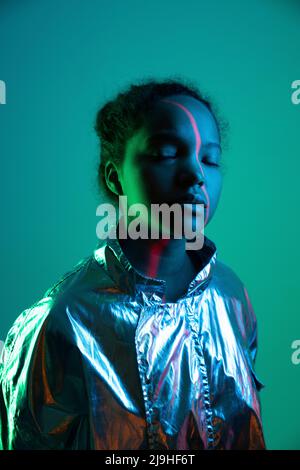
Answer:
[136, 165, 175, 201]
[207, 172, 223, 207]
[119, 163, 138, 204]
[121, 164, 161, 204]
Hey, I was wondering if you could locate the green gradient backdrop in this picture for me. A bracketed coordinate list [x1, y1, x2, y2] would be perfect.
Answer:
[1, 0, 299, 450]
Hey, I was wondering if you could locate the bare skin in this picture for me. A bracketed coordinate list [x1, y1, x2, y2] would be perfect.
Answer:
[105, 94, 223, 302]
[118, 233, 200, 302]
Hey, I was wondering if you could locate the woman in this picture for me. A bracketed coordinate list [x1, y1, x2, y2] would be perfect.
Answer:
[0, 78, 266, 449]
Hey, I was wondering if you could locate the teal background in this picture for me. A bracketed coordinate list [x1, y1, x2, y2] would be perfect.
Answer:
[1, 0, 299, 450]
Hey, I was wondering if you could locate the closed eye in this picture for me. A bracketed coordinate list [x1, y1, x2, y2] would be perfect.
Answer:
[152, 154, 177, 161]
[149, 143, 178, 161]
[202, 156, 220, 167]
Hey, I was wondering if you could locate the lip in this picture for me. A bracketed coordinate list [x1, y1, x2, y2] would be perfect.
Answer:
[176, 195, 207, 208]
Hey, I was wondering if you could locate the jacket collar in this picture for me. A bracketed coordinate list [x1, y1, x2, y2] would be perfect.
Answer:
[94, 222, 217, 300]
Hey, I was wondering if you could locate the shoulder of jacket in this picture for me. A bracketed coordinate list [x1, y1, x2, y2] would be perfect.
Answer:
[0, 255, 90, 367]
[213, 259, 245, 295]
[43, 254, 93, 298]
[0, 295, 54, 375]
[213, 259, 256, 318]
[213, 259, 257, 343]
[0, 250, 117, 382]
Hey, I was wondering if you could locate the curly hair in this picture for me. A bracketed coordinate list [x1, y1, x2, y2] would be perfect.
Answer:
[94, 76, 229, 202]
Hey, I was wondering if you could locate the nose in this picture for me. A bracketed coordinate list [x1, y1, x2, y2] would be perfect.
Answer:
[177, 154, 206, 188]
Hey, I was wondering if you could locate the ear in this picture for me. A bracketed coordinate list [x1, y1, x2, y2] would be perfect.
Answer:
[104, 161, 123, 197]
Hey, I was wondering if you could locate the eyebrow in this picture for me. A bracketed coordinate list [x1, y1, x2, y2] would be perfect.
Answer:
[146, 131, 221, 151]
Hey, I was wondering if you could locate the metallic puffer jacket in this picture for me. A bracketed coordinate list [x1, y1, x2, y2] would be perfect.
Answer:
[0, 227, 266, 450]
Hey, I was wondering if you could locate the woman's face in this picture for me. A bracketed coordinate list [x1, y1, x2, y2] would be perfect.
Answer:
[111, 94, 223, 230]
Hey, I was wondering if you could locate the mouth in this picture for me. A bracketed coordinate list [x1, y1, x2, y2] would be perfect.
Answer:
[180, 203, 206, 217]
[173, 193, 208, 208]
[177, 200, 207, 209]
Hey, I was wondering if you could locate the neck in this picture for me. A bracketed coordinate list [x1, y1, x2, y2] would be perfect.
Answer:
[118, 227, 188, 280]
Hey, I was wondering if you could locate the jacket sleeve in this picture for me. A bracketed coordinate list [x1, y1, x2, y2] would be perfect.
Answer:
[247, 307, 259, 365]
[242, 286, 259, 364]
[0, 299, 89, 450]
[242, 286, 265, 391]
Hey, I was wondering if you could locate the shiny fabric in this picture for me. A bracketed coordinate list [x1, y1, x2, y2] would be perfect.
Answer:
[0, 224, 266, 449]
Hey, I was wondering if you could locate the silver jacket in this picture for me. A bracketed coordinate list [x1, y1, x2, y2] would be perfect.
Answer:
[0, 227, 266, 450]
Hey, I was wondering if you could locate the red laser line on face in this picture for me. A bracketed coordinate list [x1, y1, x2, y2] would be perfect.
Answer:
[160, 99, 210, 226]
[144, 98, 211, 296]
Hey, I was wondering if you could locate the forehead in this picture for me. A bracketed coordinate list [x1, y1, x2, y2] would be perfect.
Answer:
[140, 94, 220, 146]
